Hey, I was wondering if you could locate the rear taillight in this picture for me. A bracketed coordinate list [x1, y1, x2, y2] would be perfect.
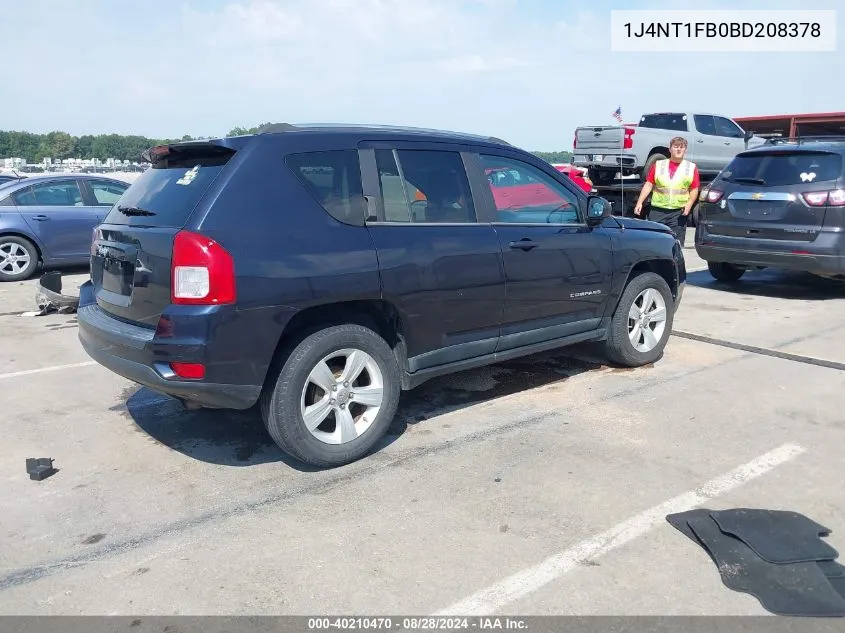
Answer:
[830, 190, 845, 205]
[701, 188, 724, 203]
[171, 230, 235, 305]
[623, 127, 635, 149]
[802, 189, 845, 207]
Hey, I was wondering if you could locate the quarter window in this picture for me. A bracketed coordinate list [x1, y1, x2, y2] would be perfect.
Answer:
[480, 155, 582, 224]
[286, 150, 366, 225]
[90, 180, 129, 205]
[373, 149, 476, 224]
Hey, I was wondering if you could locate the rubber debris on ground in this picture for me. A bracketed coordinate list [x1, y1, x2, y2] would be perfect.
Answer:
[30, 271, 80, 316]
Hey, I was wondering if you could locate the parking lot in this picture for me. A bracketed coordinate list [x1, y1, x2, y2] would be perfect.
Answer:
[1, 228, 844, 616]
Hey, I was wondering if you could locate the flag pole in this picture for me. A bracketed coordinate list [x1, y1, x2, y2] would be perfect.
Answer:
[618, 107, 624, 217]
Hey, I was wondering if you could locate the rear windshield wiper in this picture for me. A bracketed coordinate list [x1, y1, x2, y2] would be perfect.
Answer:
[731, 177, 766, 185]
[117, 205, 157, 217]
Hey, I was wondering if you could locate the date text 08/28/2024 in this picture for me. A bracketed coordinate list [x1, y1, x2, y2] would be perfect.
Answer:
[307, 617, 528, 630]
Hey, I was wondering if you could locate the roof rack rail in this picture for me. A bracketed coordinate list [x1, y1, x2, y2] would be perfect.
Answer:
[254, 122, 512, 145]
[765, 135, 845, 145]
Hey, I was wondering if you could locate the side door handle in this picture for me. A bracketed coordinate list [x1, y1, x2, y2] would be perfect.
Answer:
[508, 239, 538, 251]
[31, 215, 49, 221]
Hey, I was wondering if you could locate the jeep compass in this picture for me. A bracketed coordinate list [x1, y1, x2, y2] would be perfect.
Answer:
[78, 123, 686, 468]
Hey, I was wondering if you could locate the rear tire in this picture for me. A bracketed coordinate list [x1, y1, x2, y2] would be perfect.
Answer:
[708, 261, 745, 282]
[640, 151, 668, 182]
[0, 236, 38, 282]
[603, 272, 675, 367]
[588, 168, 615, 186]
[260, 324, 401, 468]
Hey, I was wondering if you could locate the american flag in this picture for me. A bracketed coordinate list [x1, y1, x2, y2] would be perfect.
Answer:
[612, 106, 623, 123]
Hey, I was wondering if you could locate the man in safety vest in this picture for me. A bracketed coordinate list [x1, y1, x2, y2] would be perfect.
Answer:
[633, 136, 700, 246]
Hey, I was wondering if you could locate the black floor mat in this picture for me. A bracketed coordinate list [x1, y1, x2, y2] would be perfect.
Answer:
[710, 508, 839, 564]
[666, 510, 845, 617]
[688, 514, 845, 616]
[667, 508, 714, 552]
[668, 509, 844, 579]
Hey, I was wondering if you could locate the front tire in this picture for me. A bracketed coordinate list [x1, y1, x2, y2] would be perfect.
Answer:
[603, 272, 675, 367]
[708, 261, 745, 282]
[260, 324, 401, 468]
[0, 236, 38, 282]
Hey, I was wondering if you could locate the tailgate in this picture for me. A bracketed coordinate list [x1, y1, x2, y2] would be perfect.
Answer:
[91, 142, 237, 327]
[575, 127, 625, 151]
[703, 150, 841, 243]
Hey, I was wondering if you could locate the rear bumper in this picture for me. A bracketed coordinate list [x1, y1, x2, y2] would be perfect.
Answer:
[695, 244, 845, 276]
[572, 153, 639, 170]
[77, 282, 261, 409]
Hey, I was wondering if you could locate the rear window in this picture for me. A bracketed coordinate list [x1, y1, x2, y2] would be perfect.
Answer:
[639, 113, 688, 131]
[102, 144, 234, 227]
[721, 151, 843, 186]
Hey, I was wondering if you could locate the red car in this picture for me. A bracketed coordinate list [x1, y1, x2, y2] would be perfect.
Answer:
[552, 164, 593, 192]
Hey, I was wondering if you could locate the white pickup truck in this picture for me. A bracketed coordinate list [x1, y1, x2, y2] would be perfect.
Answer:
[572, 111, 767, 186]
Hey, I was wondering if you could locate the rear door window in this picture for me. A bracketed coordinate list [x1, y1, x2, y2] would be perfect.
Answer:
[102, 144, 234, 227]
[285, 150, 366, 225]
[722, 151, 842, 186]
[371, 149, 476, 224]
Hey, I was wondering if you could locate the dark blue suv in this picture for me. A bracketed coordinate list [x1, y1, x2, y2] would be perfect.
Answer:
[78, 123, 686, 467]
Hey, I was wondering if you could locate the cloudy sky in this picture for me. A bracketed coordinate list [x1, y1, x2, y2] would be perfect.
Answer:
[1, 0, 842, 150]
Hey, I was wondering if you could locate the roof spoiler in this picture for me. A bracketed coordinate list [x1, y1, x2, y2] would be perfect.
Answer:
[257, 123, 299, 135]
[141, 141, 236, 164]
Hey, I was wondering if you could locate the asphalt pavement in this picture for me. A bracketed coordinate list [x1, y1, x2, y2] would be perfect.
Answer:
[1, 233, 844, 616]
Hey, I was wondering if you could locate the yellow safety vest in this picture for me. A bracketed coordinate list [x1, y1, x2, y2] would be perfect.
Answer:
[651, 159, 696, 209]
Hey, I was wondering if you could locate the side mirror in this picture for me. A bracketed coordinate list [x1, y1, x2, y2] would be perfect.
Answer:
[744, 130, 754, 144]
[587, 196, 612, 226]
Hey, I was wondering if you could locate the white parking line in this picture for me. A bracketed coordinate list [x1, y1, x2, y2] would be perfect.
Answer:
[0, 361, 97, 380]
[434, 442, 805, 616]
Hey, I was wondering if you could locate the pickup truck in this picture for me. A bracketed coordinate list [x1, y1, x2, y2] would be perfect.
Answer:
[572, 111, 767, 185]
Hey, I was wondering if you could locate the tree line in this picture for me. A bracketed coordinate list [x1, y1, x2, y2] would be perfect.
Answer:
[0, 126, 572, 164]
